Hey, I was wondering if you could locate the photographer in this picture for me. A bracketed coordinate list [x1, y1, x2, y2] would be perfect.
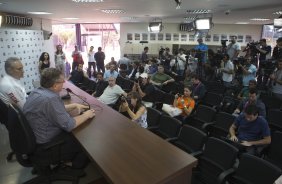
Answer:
[132, 73, 156, 103]
[270, 59, 282, 101]
[119, 92, 148, 128]
[272, 37, 282, 60]
[256, 39, 272, 87]
[237, 57, 257, 87]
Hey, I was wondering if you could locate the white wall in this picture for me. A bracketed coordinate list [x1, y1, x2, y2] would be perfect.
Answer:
[0, 17, 54, 91]
[120, 23, 262, 56]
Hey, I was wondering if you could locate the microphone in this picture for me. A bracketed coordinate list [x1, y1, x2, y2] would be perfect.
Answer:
[61, 88, 71, 100]
[66, 88, 90, 110]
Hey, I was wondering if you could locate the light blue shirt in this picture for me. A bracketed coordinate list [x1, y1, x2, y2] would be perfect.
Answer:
[103, 70, 118, 81]
[194, 43, 208, 62]
[243, 64, 257, 86]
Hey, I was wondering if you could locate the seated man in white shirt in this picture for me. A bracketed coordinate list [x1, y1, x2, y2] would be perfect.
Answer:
[98, 77, 127, 105]
[0, 57, 27, 109]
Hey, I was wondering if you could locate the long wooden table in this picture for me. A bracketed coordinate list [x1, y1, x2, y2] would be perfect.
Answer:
[64, 82, 197, 184]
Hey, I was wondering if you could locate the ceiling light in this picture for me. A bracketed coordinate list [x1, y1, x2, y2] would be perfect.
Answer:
[250, 18, 270, 21]
[273, 11, 282, 15]
[121, 16, 137, 20]
[187, 9, 211, 14]
[101, 9, 126, 14]
[62, 17, 79, 20]
[0, 15, 2, 27]
[235, 22, 249, 24]
[72, 0, 103, 2]
[184, 16, 196, 20]
[28, 12, 52, 15]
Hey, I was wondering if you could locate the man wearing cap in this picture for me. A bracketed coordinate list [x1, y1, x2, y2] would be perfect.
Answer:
[132, 73, 156, 103]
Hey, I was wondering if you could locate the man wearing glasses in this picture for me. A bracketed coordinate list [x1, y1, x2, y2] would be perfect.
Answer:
[23, 68, 95, 172]
[0, 57, 27, 109]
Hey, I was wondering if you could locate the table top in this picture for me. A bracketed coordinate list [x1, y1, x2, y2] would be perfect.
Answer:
[64, 82, 197, 184]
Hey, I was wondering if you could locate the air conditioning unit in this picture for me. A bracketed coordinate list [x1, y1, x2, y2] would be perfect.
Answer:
[4, 15, 33, 26]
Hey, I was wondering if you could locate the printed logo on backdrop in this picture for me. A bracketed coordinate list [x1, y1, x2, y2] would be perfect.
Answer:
[0, 29, 44, 91]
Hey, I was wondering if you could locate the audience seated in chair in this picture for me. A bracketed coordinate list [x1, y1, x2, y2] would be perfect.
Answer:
[23, 68, 95, 171]
[237, 79, 257, 101]
[68, 63, 88, 85]
[191, 74, 206, 102]
[229, 104, 271, 156]
[150, 65, 175, 87]
[119, 92, 147, 128]
[0, 57, 27, 109]
[234, 88, 266, 118]
[93, 72, 108, 97]
[98, 76, 127, 105]
[131, 73, 156, 103]
[173, 86, 195, 122]
[103, 63, 118, 81]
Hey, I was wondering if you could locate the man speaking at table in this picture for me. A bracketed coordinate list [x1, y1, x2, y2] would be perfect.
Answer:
[23, 68, 95, 172]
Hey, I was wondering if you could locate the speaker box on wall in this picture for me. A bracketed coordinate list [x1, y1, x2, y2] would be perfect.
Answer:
[4, 15, 33, 26]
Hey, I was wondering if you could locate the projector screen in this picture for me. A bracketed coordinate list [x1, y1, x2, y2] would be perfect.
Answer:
[195, 19, 210, 30]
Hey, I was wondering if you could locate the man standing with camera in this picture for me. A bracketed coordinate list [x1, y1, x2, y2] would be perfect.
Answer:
[270, 59, 282, 101]
[256, 39, 272, 87]
[238, 57, 257, 87]
[227, 36, 241, 61]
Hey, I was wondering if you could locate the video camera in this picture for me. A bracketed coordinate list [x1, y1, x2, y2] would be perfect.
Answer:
[233, 57, 246, 66]
[221, 40, 229, 47]
[120, 95, 127, 103]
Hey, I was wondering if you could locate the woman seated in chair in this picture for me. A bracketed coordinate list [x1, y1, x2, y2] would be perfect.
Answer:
[119, 92, 148, 128]
[173, 86, 195, 122]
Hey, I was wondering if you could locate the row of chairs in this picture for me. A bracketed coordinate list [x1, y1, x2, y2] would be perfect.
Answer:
[147, 106, 282, 176]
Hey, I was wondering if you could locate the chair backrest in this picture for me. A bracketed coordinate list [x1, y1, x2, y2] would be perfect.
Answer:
[0, 98, 9, 126]
[177, 125, 207, 153]
[196, 137, 238, 184]
[260, 94, 282, 111]
[231, 153, 282, 184]
[204, 81, 226, 95]
[162, 92, 175, 105]
[266, 131, 282, 169]
[202, 92, 223, 108]
[209, 112, 236, 138]
[7, 104, 36, 156]
[202, 137, 238, 170]
[158, 115, 182, 138]
[146, 107, 162, 127]
[195, 105, 216, 123]
[268, 109, 282, 132]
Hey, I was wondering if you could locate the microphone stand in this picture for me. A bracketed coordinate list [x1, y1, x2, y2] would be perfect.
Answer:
[66, 88, 90, 110]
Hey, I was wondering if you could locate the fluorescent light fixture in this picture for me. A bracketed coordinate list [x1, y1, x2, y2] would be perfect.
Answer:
[184, 16, 196, 20]
[235, 22, 249, 24]
[273, 11, 282, 15]
[72, 0, 103, 2]
[274, 18, 282, 27]
[62, 17, 79, 20]
[148, 22, 162, 33]
[0, 15, 2, 27]
[250, 18, 270, 21]
[28, 12, 52, 15]
[195, 18, 211, 30]
[187, 9, 211, 14]
[101, 9, 125, 14]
